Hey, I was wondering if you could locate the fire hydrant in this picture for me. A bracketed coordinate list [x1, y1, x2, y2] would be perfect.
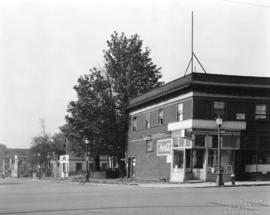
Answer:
[231, 173, 235, 186]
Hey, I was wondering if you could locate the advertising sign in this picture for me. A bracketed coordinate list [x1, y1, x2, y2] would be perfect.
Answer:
[157, 139, 172, 156]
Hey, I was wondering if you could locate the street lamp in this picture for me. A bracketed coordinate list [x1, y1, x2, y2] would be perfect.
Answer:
[34, 153, 41, 179]
[85, 139, 90, 182]
[216, 117, 224, 186]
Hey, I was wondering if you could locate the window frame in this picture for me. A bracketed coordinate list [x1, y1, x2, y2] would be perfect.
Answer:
[177, 103, 183, 121]
[145, 112, 150, 129]
[75, 162, 83, 171]
[255, 103, 268, 120]
[132, 116, 137, 131]
[158, 109, 164, 125]
[145, 139, 154, 152]
[213, 101, 225, 119]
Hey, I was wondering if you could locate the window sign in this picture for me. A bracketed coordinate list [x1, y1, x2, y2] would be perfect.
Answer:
[157, 139, 172, 156]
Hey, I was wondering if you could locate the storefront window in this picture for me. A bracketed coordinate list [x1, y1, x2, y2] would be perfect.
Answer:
[245, 151, 257, 164]
[258, 152, 270, 164]
[194, 134, 205, 147]
[222, 136, 240, 148]
[173, 150, 183, 168]
[212, 136, 218, 148]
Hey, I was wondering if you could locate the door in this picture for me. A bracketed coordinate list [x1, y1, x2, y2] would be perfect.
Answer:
[127, 157, 136, 178]
[170, 150, 185, 182]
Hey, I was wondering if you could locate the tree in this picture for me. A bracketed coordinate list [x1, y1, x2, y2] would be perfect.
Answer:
[61, 32, 163, 172]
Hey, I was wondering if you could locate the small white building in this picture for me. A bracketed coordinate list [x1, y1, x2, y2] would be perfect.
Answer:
[59, 154, 110, 178]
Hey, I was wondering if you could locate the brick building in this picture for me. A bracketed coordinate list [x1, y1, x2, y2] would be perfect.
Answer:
[126, 73, 270, 182]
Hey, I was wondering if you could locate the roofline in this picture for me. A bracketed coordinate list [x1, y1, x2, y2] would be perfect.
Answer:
[127, 72, 270, 110]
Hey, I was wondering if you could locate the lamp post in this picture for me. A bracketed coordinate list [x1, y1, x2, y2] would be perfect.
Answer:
[216, 117, 224, 186]
[85, 139, 90, 182]
[34, 153, 41, 179]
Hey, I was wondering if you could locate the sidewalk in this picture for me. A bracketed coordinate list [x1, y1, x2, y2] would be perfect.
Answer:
[1, 177, 270, 188]
[136, 180, 270, 188]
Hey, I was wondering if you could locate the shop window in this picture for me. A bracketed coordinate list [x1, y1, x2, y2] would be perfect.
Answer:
[212, 135, 218, 148]
[76, 162, 82, 171]
[255, 104, 267, 120]
[132, 116, 137, 131]
[213, 101, 225, 118]
[222, 136, 240, 148]
[145, 140, 154, 152]
[192, 149, 204, 168]
[177, 103, 183, 121]
[89, 163, 94, 170]
[158, 109, 164, 125]
[173, 150, 184, 168]
[145, 113, 150, 128]
[245, 151, 257, 164]
[258, 152, 270, 164]
[101, 163, 108, 170]
[194, 134, 205, 147]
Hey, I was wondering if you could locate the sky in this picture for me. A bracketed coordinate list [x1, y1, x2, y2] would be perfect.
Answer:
[0, 0, 270, 149]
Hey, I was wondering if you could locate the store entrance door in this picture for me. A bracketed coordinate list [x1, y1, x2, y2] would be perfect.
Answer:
[170, 150, 185, 182]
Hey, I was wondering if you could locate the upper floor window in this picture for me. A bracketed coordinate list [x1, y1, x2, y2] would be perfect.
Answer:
[177, 103, 183, 121]
[213, 101, 225, 118]
[158, 109, 164, 125]
[145, 113, 150, 128]
[132, 116, 137, 131]
[255, 104, 267, 120]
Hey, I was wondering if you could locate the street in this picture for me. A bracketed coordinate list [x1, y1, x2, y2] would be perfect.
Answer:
[0, 178, 270, 215]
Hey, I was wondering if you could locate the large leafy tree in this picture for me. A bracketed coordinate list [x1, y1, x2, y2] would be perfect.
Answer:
[61, 32, 163, 171]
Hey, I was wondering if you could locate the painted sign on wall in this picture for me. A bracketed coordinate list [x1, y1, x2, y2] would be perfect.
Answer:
[157, 139, 172, 156]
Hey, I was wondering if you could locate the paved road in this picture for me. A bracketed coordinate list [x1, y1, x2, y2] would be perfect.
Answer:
[0, 178, 270, 215]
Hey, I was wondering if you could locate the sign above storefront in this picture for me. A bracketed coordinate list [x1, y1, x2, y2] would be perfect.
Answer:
[157, 139, 172, 156]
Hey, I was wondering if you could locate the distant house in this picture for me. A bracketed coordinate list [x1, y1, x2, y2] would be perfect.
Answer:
[126, 73, 270, 182]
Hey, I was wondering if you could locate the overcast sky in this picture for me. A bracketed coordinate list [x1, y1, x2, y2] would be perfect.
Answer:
[0, 0, 269, 149]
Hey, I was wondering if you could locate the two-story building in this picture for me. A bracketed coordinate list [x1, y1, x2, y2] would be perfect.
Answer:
[126, 73, 270, 182]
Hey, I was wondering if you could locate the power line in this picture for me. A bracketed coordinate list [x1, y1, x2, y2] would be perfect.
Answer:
[223, 0, 270, 9]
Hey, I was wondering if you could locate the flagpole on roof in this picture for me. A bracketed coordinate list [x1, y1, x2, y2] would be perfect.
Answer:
[184, 11, 207, 76]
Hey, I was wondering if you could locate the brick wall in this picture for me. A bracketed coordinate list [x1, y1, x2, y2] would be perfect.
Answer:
[128, 138, 170, 181]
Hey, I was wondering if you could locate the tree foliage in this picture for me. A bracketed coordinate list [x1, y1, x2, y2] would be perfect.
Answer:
[29, 132, 66, 166]
[61, 32, 163, 166]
